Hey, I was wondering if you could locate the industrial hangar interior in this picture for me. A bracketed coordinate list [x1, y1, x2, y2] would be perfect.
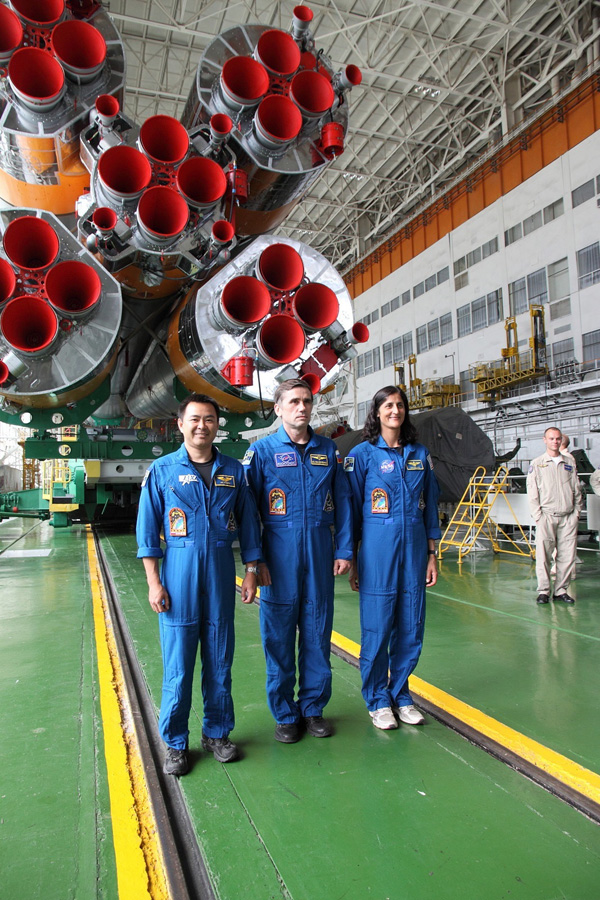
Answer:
[0, 1, 599, 899]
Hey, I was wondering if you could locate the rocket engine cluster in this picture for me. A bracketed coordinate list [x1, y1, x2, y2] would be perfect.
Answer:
[0, 0, 368, 433]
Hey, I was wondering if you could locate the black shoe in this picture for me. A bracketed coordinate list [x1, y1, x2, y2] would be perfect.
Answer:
[164, 746, 189, 776]
[201, 734, 239, 762]
[536, 593, 549, 604]
[303, 716, 333, 738]
[274, 722, 301, 743]
[553, 592, 575, 604]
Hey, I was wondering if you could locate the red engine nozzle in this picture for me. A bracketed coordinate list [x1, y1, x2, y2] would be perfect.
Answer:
[137, 186, 190, 244]
[255, 29, 301, 76]
[45, 261, 102, 318]
[300, 372, 321, 394]
[0, 260, 17, 307]
[1, 295, 58, 356]
[218, 276, 272, 329]
[257, 243, 304, 293]
[293, 283, 339, 332]
[254, 95, 303, 149]
[176, 157, 227, 209]
[3, 216, 60, 272]
[8, 47, 65, 112]
[221, 56, 269, 108]
[98, 146, 153, 203]
[256, 315, 305, 367]
[139, 116, 190, 166]
[290, 70, 335, 118]
[11, 0, 64, 27]
[0, 6, 23, 64]
[50, 19, 107, 83]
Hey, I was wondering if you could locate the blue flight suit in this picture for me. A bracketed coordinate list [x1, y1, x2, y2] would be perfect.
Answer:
[345, 437, 440, 711]
[244, 425, 353, 723]
[136, 444, 261, 749]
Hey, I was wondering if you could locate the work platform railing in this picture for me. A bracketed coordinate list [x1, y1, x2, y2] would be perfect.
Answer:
[438, 465, 535, 563]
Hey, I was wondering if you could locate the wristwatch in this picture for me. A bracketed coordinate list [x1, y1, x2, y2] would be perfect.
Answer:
[245, 566, 259, 574]
[427, 549, 437, 557]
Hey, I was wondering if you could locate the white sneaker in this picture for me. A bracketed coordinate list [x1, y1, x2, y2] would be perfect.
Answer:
[394, 704, 425, 726]
[369, 707, 398, 730]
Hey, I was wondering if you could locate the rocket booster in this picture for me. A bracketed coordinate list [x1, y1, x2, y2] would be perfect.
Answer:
[0, 0, 125, 214]
[125, 234, 368, 419]
[0, 208, 121, 408]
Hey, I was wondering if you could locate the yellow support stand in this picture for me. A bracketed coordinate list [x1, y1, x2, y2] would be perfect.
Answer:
[438, 465, 534, 562]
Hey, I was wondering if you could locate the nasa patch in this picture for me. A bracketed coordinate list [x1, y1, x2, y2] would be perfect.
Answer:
[380, 459, 395, 474]
[344, 457, 355, 472]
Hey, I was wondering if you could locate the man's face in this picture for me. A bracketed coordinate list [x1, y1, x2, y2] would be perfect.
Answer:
[543, 428, 562, 456]
[274, 387, 314, 431]
[178, 402, 219, 453]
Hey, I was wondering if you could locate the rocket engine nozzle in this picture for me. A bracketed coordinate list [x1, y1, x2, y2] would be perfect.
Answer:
[254, 95, 303, 149]
[11, 0, 65, 27]
[291, 5, 314, 40]
[44, 261, 102, 319]
[0, 6, 23, 64]
[334, 64, 363, 93]
[300, 371, 321, 394]
[176, 156, 227, 209]
[290, 70, 335, 118]
[255, 315, 306, 368]
[94, 94, 120, 128]
[98, 145, 153, 203]
[212, 276, 272, 332]
[3, 215, 60, 273]
[293, 283, 339, 332]
[220, 56, 270, 109]
[50, 19, 107, 83]
[92, 207, 118, 236]
[255, 29, 301, 76]
[139, 115, 190, 166]
[8, 47, 66, 112]
[1, 295, 58, 356]
[136, 186, 190, 246]
[348, 322, 370, 344]
[257, 243, 304, 292]
[0, 260, 17, 308]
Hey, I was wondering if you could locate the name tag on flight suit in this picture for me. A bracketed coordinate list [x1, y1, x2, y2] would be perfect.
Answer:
[406, 459, 424, 470]
[310, 454, 328, 466]
[214, 474, 236, 487]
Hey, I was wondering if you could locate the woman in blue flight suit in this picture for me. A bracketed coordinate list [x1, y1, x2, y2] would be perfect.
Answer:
[346, 386, 440, 731]
[137, 398, 261, 769]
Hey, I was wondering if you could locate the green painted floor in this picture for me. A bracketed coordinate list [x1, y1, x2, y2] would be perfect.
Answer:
[100, 530, 600, 900]
[0, 519, 117, 900]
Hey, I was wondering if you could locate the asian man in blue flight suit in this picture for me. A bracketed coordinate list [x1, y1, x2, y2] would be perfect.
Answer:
[244, 378, 353, 743]
[137, 393, 261, 776]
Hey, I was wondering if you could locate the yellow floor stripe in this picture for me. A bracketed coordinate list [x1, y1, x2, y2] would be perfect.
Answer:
[238, 578, 600, 806]
[87, 528, 170, 900]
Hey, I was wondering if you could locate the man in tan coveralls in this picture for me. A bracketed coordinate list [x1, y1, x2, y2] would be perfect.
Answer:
[527, 427, 583, 605]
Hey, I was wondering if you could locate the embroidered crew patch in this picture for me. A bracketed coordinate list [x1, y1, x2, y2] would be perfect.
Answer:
[371, 488, 389, 514]
[310, 454, 328, 466]
[214, 474, 235, 487]
[323, 491, 335, 512]
[406, 459, 424, 470]
[380, 459, 395, 474]
[242, 449, 254, 465]
[344, 457, 355, 472]
[141, 468, 150, 488]
[563, 463, 573, 472]
[227, 511, 237, 532]
[269, 488, 287, 515]
[336, 450, 342, 464]
[179, 473, 198, 485]
[427, 453, 434, 470]
[274, 452, 297, 467]
[169, 507, 187, 536]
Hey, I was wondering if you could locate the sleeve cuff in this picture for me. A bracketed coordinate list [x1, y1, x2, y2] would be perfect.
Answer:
[136, 546, 163, 559]
[241, 546, 262, 564]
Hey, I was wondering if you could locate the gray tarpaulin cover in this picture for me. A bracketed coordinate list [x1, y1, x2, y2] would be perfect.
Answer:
[335, 407, 495, 502]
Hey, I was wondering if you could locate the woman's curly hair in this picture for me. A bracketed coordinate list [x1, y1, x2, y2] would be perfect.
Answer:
[362, 386, 418, 446]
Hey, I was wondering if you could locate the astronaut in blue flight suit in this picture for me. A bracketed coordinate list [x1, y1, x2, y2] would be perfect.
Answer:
[137, 394, 261, 776]
[346, 386, 440, 732]
[244, 378, 354, 743]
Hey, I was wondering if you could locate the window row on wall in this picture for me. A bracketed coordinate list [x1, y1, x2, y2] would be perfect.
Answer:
[453, 236, 499, 293]
[571, 174, 600, 209]
[504, 197, 564, 247]
[508, 257, 569, 318]
[355, 330, 600, 424]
